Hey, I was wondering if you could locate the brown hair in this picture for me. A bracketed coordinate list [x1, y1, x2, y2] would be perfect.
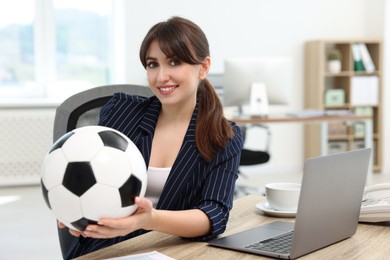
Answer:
[139, 16, 233, 162]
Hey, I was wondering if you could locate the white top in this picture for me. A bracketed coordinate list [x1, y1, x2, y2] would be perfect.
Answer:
[145, 166, 171, 207]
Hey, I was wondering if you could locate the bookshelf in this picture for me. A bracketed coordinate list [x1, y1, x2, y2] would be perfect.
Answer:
[304, 40, 382, 172]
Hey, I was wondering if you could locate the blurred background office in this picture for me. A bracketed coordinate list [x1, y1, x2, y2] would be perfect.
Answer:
[0, 0, 389, 259]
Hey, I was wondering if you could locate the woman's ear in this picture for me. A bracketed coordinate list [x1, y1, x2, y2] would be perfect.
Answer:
[199, 56, 211, 80]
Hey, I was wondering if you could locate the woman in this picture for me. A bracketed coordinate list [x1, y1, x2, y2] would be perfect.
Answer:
[62, 16, 243, 259]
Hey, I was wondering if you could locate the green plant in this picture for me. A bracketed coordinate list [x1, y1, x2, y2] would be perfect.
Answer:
[327, 49, 342, 61]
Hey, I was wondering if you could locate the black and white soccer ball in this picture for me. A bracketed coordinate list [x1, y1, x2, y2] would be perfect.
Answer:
[41, 126, 147, 231]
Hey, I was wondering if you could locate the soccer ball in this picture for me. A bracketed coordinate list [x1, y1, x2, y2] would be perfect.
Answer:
[41, 126, 147, 231]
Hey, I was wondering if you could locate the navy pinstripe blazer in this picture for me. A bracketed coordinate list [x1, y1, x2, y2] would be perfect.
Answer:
[66, 93, 243, 259]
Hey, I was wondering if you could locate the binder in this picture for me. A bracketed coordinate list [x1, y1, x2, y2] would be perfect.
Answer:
[352, 43, 365, 71]
[359, 43, 375, 73]
[350, 76, 379, 105]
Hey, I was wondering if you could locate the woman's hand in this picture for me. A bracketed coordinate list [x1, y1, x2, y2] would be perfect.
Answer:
[57, 221, 86, 237]
[83, 197, 154, 239]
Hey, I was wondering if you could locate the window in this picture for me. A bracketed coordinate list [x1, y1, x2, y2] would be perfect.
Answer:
[53, 1, 111, 89]
[0, 0, 116, 99]
[0, 0, 36, 97]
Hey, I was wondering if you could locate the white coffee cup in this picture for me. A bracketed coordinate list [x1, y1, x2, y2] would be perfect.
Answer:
[265, 182, 301, 211]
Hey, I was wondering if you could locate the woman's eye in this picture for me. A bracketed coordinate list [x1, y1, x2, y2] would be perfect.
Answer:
[146, 62, 158, 69]
[170, 60, 181, 66]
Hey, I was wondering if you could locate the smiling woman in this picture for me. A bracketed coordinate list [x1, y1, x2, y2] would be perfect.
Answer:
[62, 16, 244, 260]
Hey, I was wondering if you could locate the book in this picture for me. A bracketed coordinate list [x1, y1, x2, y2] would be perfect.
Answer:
[352, 43, 365, 71]
[350, 76, 379, 105]
[359, 43, 375, 73]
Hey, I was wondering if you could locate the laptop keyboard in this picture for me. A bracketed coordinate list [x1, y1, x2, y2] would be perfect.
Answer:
[245, 231, 293, 254]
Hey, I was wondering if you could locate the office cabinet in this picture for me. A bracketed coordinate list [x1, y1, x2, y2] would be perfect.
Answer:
[304, 40, 382, 172]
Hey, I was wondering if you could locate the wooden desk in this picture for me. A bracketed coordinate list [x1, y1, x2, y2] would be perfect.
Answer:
[76, 195, 390, 260]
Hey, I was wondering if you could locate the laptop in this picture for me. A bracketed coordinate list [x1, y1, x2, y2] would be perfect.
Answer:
[208, 148, 372, 259]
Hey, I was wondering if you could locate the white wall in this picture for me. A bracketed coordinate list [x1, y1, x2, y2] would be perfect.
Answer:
[120, 0, 388, 174]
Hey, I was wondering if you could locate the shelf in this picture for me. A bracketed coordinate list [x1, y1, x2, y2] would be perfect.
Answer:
[325, 71, 353, 77]
[328, 135, 350, 141]
[325, 71, 380, 77]
[305, 39, 382, 172]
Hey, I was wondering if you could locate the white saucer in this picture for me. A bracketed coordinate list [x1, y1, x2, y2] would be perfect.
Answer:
[256, 202, 297, 218]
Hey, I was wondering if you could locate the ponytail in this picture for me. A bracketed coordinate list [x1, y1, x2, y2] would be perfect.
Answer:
[196, 79, 234, 162]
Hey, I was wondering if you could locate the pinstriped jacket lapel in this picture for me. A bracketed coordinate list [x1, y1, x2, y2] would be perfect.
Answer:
[157, 107, 201, 210]
[134, 98, 160, 166]
[134, 97, 202, 210]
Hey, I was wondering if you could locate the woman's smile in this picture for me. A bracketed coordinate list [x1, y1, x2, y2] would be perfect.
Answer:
[158, 85, 177, 95]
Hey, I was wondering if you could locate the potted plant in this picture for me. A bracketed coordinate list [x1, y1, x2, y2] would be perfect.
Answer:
[327, 49, 342, 73]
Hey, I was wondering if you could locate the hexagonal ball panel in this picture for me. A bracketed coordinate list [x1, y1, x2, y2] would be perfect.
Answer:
[91, 147, 133, 187]
[41, 149, 68, 189]
[49, 185, 83, 224]
[61, 129, 104, 161]
[62, 162, 96, 196]
[80, 183, 122, 220]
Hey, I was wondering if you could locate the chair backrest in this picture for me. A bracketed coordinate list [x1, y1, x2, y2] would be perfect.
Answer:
[53, 84, 152, 258]
[239, 124, 271, 166]
[53, 84, 153, 142]
[236, 124, 271, 196]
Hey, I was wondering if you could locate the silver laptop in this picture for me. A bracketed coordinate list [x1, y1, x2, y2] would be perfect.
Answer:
[208, 148, 371, 259]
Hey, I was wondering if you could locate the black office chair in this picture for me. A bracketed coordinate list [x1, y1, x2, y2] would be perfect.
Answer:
[236, 124, 271, 195]
[52, 84, 153, 259]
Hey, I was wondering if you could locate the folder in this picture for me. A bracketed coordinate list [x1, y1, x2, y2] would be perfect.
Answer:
[359, 43, 375, 73]
[352, 44, 365, 71]
[350, 76, 379, 106]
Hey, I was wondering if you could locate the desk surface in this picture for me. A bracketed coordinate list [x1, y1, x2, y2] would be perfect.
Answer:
[76, 195, 390, 260]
